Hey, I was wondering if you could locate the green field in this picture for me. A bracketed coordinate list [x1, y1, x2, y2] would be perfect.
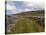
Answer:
[6, 10, 45, 34]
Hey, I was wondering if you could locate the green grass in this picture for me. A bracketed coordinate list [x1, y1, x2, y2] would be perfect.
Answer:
[8, 17, 44, 34]
[6, 10, 45, 34]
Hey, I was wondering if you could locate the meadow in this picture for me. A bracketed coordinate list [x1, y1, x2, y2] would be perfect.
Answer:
[6, 10, 45, 34]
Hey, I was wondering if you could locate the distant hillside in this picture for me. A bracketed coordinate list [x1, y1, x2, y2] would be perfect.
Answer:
[13, 10, 44, 15]
[6, 10, 44, 17]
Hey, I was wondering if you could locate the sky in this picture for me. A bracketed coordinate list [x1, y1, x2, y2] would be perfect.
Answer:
[6, 0, 44, 15]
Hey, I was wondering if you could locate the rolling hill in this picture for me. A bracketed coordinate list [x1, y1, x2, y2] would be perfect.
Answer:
[5, 10, 45, 34]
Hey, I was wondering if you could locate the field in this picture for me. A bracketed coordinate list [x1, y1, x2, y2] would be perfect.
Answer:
[6, 10, 45, 34]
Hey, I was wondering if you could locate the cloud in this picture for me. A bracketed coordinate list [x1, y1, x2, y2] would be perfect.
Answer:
[27, 4, 33, 7]
[18, 9, 23, 11]
[18, 8, 31, 11]
[6, 0, 44, 2]
[7, 3, 16, 10]
[6, 1, 44, 15]
[27, 0, 44, 2]
[23, 1, 44, 10]
[24, 8, 31, 11]
[6, 0, 28, 1]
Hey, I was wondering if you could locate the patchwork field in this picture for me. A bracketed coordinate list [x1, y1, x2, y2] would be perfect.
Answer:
[6, 10, 45, 34]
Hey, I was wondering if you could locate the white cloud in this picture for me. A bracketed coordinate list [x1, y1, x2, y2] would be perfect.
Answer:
[6, 0, 44, 2]
[27, 4, 33, 7]
[18, 9, 23, 11]
[27, 0, 44, 2]
[25, 0, 44, 6]
[6, 0, 28, 1]
[24, 0, 44, 10]
[25, 9, 30, 11]
[7, 3, 16, 10]
[18, 8, 31, 11]
[6, 0, 44, 15]
[24, 8, 31, 11]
